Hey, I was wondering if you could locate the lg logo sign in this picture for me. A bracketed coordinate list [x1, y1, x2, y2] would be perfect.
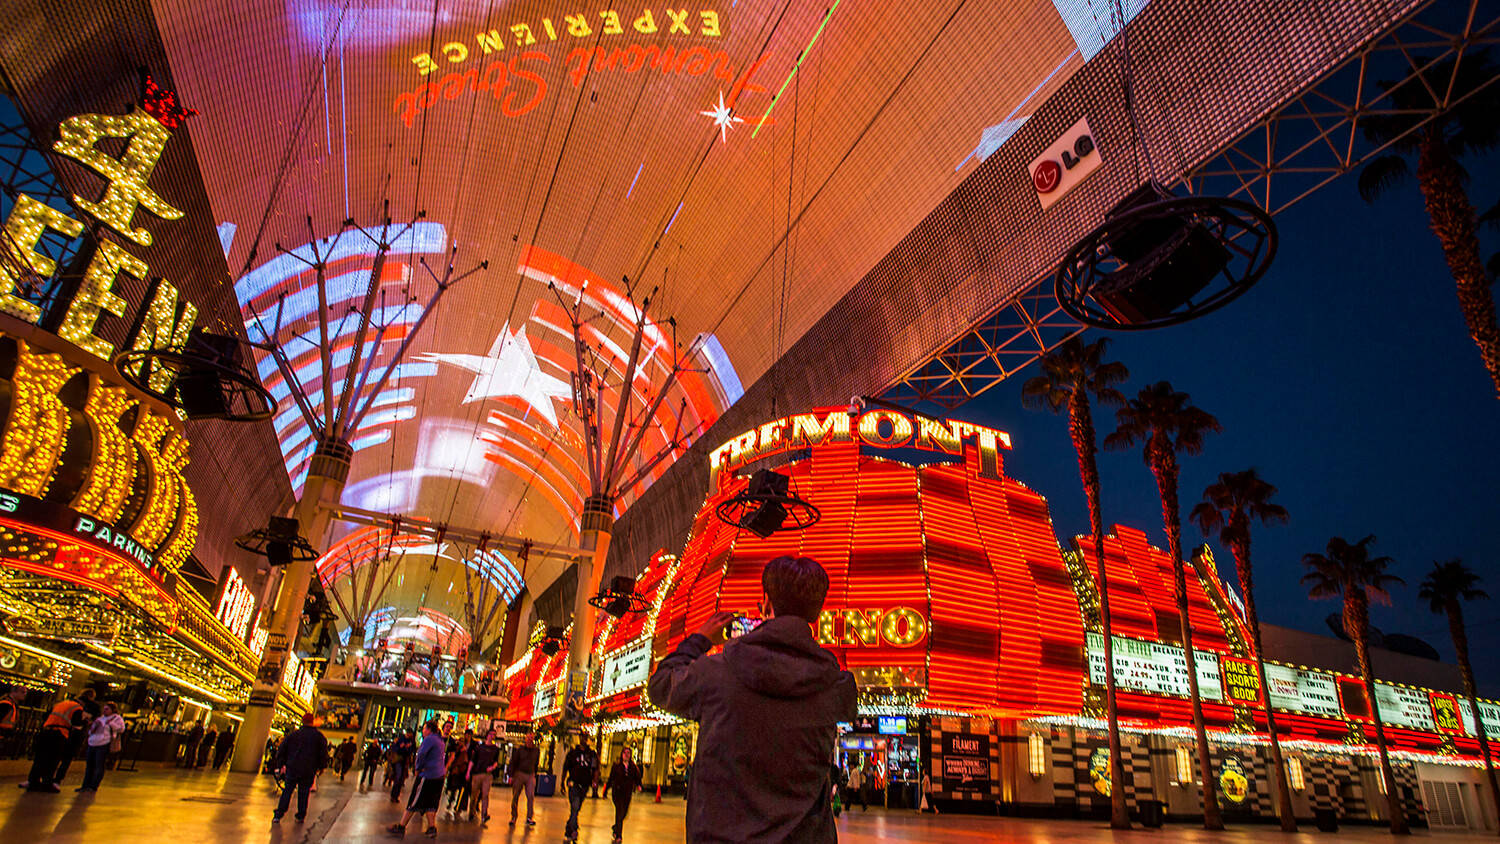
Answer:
[1028, 117, 1102, 209]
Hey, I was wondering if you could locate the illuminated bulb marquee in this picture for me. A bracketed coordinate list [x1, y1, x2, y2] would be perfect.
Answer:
[1, 90, 203, 381]
[707, 406, 1012, 487]
[0, 336, 197, 581]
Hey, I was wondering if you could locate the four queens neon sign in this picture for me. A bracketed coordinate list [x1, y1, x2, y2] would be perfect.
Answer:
[708, 406, 1011, 486]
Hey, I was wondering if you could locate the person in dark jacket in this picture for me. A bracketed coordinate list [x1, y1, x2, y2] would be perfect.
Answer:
[197, 724, 217, 768]
[182, 720, 204, 768]
[272, 714, 329, 824]
[561, 735, 599, 842]
[648, 555, 857, 843]
[603, 746, 644, 843]
[390, 729, 416, 802]
[506, 733, 540, 826]
[360, 739, 383, 789]
[335, 737, 358, 780]
[213, 727, 235, 770]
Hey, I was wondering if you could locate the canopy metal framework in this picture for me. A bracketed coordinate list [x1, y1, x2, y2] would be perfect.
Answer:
[882, 0, 1498, 409]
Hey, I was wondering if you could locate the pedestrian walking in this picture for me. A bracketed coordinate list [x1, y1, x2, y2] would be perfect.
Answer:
[335, 737, 357, 780]
[648, 555, 857, 842]
[213, 726, 235, 770]
[390, 729, 416, 803]
[25, 690, 95, 791]
[360, 739, 383, 788]
[604, 746, 643, 844]
[467, 730, 502, 823]
[506, 732, 539, 827]
[561, 734, 599, 843]
[272, 714, 329, 825]
[197, 724, 217, 768]
[78, 701, 125, 792]
[846, 762, 866, 810]
[388, 720, 445, 838]
[861, 757, 879, 809]
[181, 720, 203, 768]
[443, 729, 472, 814]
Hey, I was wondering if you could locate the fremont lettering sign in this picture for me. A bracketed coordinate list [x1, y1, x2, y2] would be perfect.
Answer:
[709, 407, 1011, 486]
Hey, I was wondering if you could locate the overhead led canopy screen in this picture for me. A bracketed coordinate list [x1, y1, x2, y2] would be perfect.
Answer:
[154, 0, 1141, 545]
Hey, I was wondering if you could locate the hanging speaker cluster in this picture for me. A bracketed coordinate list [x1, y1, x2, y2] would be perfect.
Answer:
[534, 625, 568, 657]
[1054, 182, 1277, 330]
[113, 327, 276, 421]
[714, 468, 820, 538]
[235, 515, 318, 567]
[588, 575, 649, 618]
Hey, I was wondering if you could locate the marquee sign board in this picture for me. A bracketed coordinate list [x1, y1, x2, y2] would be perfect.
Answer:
[1262, 663, 1342, 718]
[1087, 632, 1223, 702]
[1458, 699, 1500, 740]
[598, 639, 652, 698]
[1374, 682, 1437, 732]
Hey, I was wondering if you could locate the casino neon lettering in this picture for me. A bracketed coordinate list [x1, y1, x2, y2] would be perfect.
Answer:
[814, 606, 927, 648]
[708, 407, 1011, 486]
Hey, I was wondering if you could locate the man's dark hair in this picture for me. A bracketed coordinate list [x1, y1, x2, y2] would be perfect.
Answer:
[762, 556, 829, 623]
[424, 720, 439, 734]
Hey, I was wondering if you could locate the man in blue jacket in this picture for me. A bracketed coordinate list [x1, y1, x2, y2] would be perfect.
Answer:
[389, 720, 446, 837]
[272, 714, 328, 824]
[649, 555, 857, 843]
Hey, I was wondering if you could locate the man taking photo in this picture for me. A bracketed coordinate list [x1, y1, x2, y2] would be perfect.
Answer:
[649, 555, 857, 842]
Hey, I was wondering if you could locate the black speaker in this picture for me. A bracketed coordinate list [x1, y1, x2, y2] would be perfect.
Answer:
[540, 625, 566, 656]
[1095, 185, 1230, 324]
[176, 329, 242, 418]
[602, 576, 636, 617]
[266, 516, 300, 567]
[741, 469, 790, 538]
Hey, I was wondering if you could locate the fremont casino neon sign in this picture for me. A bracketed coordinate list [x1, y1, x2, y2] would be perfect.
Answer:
[707, 406, 1012, 486]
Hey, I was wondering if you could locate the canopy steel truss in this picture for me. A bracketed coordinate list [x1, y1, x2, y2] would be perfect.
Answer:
[883, 0, 1498, 410]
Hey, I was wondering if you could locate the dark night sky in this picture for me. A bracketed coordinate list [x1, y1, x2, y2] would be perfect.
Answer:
[949, 157, 1500, 692]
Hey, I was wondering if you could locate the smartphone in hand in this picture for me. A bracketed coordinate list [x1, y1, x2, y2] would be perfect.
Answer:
[727, 615, 763, 639]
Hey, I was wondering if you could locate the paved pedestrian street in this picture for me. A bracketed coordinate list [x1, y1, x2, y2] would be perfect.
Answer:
[0, 767, 1493, 843]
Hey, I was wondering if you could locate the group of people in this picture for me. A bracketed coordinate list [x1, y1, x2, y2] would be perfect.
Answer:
[834, 757, 884, 811]
[17, 688, 128, 794]
[179, 719, 236, 770]
[387, 723, 543, 837]
[273, 553, 863, 842]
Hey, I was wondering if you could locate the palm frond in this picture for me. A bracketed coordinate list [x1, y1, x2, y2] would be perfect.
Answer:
[1357, 155, 1410, 203]
[1480, 199, 1500, 232]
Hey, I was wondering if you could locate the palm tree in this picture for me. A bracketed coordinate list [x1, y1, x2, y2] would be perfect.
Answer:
[1022, 337, 1131, 828]
[1105, 381, 1223, 829]
[1417, 559, 1500, 831]
[1301, 536, 1408, 835]
[1358, 50, 1500, 397]
[1191, 469, 1296, 832]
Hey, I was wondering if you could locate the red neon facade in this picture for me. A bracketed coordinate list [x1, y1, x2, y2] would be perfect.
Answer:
[650, 417, 1086, 716]
[498, 408, 1497, 765]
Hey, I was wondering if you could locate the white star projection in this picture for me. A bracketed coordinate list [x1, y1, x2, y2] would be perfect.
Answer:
[699, 90, 743, 143]
[418, 324, 571, 426]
